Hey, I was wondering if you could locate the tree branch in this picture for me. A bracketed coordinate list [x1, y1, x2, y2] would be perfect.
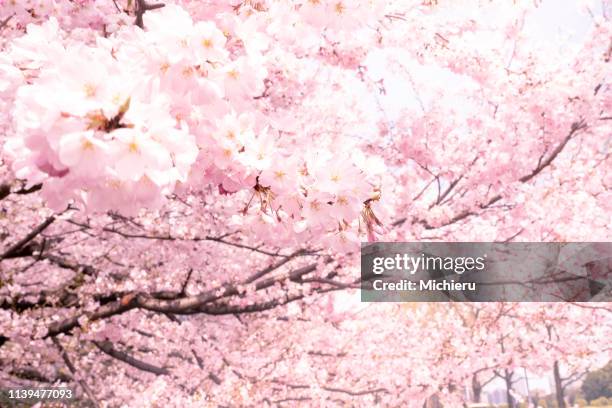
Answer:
[134, 0, 165, 28]
[46, 295, 138, 337]
[393, 120, 588, 230]
[52, 337, 100, 408]
[0, 182, 43, 201]
[88, 222, 297, 258]
[46, 260, 329, 337]
[271, 380, 389, 396]
[93, 340, 170, 375]
[9, 366, 71, 384]
[321, 385, 390, 396]
[519, 119, 587, 183]
[1, 215, 56, 260]
[433, 175, 463, 207]
[0, 14, 13, 32]
[180, 268, 193, 295]
[191, 348, 222, 385]
[135, 262, 320, 314]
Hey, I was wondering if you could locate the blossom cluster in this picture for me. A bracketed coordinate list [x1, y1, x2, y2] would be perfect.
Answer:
[1, 3, 388, 246]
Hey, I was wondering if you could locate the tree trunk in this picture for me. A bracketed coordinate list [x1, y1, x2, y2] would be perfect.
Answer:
[423, 393, 443, 408]
[472, 373, 482, 403]
[504, 369, 516, 408]
[553, 360, 567, 408]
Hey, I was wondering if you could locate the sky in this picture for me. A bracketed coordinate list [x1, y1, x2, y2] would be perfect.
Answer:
[365, 0, 600, 120]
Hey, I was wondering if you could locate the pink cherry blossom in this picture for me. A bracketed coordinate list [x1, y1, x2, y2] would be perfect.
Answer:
[0, 1, 610, 406]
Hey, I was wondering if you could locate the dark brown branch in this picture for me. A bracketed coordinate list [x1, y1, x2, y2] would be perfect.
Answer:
[478, 373, 497, 389]
[134, 0, 165, 28]
[46, 295, 138, 337]
[411, 177, 436, 202]
[0, 183, 10, 200]
[2, 264, 97, 313]
[15, 183, 43, 195]
[9, 367, 71, 383]
[273, 397, 312, 404]
[0, 182, 42, 201]
[197, 293, 307, 316]
[244, 249, 306, 284]
[0, 14, 13, 31]
[519, 120, 587, 183]
[308, 351, 348, 358]
[191, 349, 222, 385]
[434, 175, 463, 207]
[1, 291, 72, 313]
[567, 302, 612, 313]
[2, 252, 101, 313]
[560, 369, 588, 388]
[135, 262, 320, 314]
[196, 283, 347, 316]
[204, 235, 292, 257]
[46, 260, 328, 337]
[111, 0, 122, 12]
[43, 253, 96, 276]
[93, 340, 170, 375]
[1, 216, 56, 260]
[180, 268, 193, 295]
[301, 277, 359, 289]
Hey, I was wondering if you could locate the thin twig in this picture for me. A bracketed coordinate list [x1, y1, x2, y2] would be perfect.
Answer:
[111, 0, 122, 13]
[0, 14, 13, 32]
[52, 337, 101, 408]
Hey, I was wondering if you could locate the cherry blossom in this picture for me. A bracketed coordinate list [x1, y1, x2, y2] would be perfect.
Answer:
[0, 0, 610, 406]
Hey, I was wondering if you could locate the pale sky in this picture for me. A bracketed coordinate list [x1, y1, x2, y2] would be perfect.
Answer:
[365, 0, 601, 120]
